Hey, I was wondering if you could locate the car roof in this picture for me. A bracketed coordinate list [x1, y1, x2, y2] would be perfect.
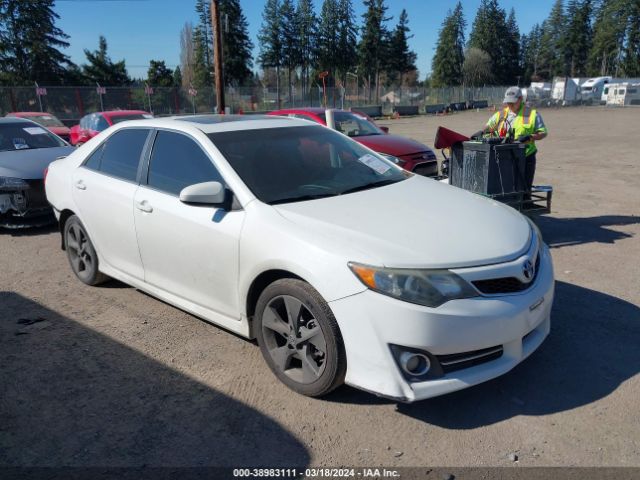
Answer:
[109, 114, 316, 134]
[101, 110, 150, 117]
[7, 112, 56, 117]
[0, 117, 37, 124]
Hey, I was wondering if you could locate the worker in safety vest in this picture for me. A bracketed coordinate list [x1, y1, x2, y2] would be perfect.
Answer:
[474, 86, 548, 192]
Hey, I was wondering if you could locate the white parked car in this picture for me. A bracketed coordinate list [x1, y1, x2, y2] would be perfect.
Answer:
[45, 115, 554, 402]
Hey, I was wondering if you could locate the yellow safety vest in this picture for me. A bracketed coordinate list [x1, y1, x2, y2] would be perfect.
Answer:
[494, 105, 539, 157]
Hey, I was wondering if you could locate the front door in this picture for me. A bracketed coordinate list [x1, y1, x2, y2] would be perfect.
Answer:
[133, 130, 244, 318]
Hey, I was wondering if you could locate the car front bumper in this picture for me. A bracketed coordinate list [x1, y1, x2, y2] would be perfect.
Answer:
[329, 244, 554, 402]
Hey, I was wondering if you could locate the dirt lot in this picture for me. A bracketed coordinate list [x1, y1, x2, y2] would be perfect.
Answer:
[1, 107, 639, 470]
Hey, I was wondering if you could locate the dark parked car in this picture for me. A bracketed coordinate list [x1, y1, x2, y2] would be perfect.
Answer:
[5, 112, 71, 142]
[0, 118, 74, 228]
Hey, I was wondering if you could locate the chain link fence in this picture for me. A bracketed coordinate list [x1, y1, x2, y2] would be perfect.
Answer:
[0, 85, 515, 125]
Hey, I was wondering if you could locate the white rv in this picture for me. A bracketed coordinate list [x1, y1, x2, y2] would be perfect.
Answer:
[601, 78, 640, 104]
[605, 82, 640, 106]
[580, 77, 611, 104]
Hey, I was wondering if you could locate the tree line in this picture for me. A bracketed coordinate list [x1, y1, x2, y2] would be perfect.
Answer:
[431, 0, 640, 88]
[1, 0, 639, 90]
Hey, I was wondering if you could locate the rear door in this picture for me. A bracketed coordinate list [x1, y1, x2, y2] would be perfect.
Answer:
[72, 128, 151, 279]
[133, 129, 244, 318]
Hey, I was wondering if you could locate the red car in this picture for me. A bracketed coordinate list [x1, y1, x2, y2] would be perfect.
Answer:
[268, 108, 438, 176]
[69, 110, 152, 146]
[5, 112, 71, 142]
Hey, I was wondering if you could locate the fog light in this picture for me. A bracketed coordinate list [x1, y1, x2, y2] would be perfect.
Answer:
[399, 352, 431, 376]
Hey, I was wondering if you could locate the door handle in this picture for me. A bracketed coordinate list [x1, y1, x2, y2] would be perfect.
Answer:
[75, 180, 86, 190]
[135, 200, 153, 213]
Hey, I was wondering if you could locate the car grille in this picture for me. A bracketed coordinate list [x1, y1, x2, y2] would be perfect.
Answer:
[472, 255, 541, 295]
[436, 345, 504, 374]
[25, 180, 49, 208]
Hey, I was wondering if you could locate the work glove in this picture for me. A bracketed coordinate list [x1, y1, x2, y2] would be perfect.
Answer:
[517, 134, 532, 143]
[470, 130, 485, 140]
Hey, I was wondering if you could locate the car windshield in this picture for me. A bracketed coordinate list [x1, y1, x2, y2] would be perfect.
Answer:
[318, 111, 383, 137]
[110, 114, 151, 124]
[0, 122, 66, 152]
[208, 125, 408, 205]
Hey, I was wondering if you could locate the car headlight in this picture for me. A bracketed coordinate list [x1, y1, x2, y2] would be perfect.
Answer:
[349, 262, 478, 308]
[379, 153, 405, 166]
[0, 177, 29, 192]
[525, 217, 543, 248]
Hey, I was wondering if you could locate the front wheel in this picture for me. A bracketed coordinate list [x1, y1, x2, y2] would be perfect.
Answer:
[255, 279, 346, 397]
[64, 215, 109, 286]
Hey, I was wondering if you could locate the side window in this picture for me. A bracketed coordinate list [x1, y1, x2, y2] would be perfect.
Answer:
[83, 143, 105, 170]
[98, 129, 149, 182]
[96, 116, 109, 131]
[147, 130, 224, 196]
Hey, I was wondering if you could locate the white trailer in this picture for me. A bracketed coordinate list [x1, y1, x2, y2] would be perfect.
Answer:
[551, 77, 581, 105]
[601, 78, 640, 104]
[605, 82, 640, 106]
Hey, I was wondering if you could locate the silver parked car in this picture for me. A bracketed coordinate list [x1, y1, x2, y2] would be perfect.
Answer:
[0, 117, 74, 228]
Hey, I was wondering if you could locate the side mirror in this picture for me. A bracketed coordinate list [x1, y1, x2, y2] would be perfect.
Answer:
[179, 181, 226, 206]
[380, 126, 389, 134]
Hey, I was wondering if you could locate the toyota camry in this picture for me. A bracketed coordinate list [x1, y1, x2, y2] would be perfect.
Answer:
[44, 115, 554, 402]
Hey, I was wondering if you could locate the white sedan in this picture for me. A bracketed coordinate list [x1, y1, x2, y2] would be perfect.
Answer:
[45, 115, 554, 402]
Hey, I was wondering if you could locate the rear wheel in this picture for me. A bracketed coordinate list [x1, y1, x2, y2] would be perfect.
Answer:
[255, 279, 346, 397]
[64, 215, 108, 285]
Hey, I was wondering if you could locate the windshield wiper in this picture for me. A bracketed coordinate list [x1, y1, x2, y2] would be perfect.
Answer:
[339, 179, 399, 195]
[269, 192, 339, 205]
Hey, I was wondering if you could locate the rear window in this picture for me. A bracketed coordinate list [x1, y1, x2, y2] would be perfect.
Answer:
[110, 114, 152, 124]
[0, 122, 66, 152]
[27, 115, 65, 128]
[87, 128, 149, 182]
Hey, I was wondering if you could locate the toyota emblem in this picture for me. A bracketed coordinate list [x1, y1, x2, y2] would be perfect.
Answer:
[523, 259, 535, 282]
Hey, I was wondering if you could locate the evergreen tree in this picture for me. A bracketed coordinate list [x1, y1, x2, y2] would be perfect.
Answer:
[195, 0, 212, 72]
[505, 8, 521, 84]
[296, 0, 317, 101]
[83, 36, 130, 85]
[258, 0, 283, 106]
[622, 0, 640, 76]
[388, 9, 417, 86]
[219, 0, 254, 86]
[431, 2, 466, 87]
[0, 0, 73, 85]
[588, 0, 630, 76]
[538, 0, 567, 79]
[192, 26, 212, 87]
[521, 23, 543, 82]
[468, 0, 517, 85]
[317, 0, 340, 74]
[335, 0, 358, 84]
[147, 60, 174, 87]
[173, 66, 183, 88]
[358, 0, 391, 99]
[280, 0, 298, 99]
[564, 0, 593, 77]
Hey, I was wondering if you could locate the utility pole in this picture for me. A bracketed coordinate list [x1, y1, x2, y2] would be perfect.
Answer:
[211, 0, 225, 113]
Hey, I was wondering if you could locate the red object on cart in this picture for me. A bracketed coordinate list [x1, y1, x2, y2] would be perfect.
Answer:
[434, 126, 469, 149]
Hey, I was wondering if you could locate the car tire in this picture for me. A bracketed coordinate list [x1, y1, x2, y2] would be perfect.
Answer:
[63, 215, 109, 286]
[255, 278, 346, 397]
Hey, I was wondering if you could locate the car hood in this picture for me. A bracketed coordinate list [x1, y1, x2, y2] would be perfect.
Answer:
[356, 133, 433, 157]
[0, 146, 75, 180]
[273, 175, 531, 269]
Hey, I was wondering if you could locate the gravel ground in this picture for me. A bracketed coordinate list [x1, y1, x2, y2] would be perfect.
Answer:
[1, 107, 639, 469]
